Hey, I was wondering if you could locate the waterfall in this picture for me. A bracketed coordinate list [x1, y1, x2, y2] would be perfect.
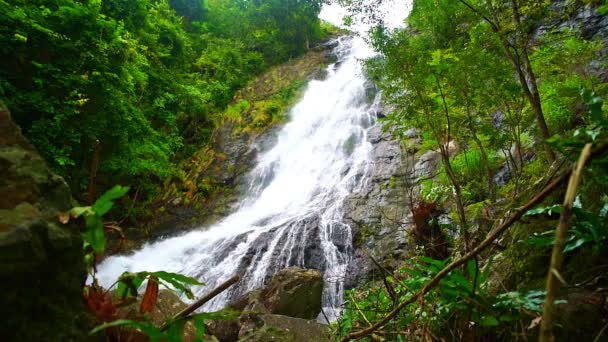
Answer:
[97, 36, 381, 320]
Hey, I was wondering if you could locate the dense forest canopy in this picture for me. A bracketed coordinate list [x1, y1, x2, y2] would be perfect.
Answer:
[0, 0, 327, 201]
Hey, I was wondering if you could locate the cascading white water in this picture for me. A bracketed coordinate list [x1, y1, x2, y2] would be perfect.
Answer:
[97, 33, 387, 320]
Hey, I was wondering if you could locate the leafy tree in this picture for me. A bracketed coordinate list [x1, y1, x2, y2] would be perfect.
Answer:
[0, 0, 326, 211]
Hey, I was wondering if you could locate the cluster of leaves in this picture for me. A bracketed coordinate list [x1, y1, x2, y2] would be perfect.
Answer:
[90, 309, 240, 342]
[0, 0, 329, 208]
[523, 91, 608, 255]
[67, 185, 237, 340]
[338, 256, 552, 340]
[525, 196, 608, 254]
[59, 185, 130, 271]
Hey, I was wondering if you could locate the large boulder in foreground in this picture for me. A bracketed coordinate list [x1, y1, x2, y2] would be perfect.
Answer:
[0, 102, 88, 340]
[208, 267, 328, 342]
[232, 267, 324, 320]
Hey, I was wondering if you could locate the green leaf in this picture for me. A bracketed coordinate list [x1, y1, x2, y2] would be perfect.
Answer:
[150, 271, 204, 286]
[92, 185, 130, 216]
[581, 89, 604, 123]
[525, 204, 562, 217]
[564, 238, 586, 253]
[116, 272, 147, 299]
[70, 206, 94, 218]
[121, 271, 203, 300]
[448, 273, 473, 293]
[90, 319, 164, 341]
[599, 196, 608, 219]
[467, 259, 478, 280]
[480, 315, 499, 327]
[419, 256, 445, 268]
[82, 215, 105, 253]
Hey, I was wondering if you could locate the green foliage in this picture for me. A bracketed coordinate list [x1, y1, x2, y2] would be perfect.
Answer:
[68, 185, 129, 270]
[90, 309, 240, 342]
[116, 270, 203, 300]
[76, 186, 220, 341]
[338, 256, 552, 339]
[421, 179, 452, 203]
[340, 0, 608, 339]
[0, 0, 325, 210]
[525, 196, 608, 254]
[532, 33, 604, 133]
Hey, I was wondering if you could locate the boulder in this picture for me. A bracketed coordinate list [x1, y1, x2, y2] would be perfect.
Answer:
[555, 288, 608, 341]
[238, 314, 331, 342]
[232, 267, 323, 320]
[207, 267, 327, 342]
[0, 102, 89, 340]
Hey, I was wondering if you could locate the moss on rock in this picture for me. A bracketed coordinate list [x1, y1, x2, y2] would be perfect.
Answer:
[0, 103, 89, 341]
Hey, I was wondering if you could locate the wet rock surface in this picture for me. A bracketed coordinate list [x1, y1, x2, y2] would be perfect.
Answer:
[238, 314, 331, 342]
[207, 267, 328, 342]
[0, 102, 88, 341]
[342, 124, 421, 288]
[231, 267, 323, 320]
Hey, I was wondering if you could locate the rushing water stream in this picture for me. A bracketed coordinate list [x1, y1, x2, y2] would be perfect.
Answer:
[97, 1, 411, 318]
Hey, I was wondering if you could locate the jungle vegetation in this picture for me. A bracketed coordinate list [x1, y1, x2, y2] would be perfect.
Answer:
[0, 0, 330, 208]
[337, 0, 608, 341]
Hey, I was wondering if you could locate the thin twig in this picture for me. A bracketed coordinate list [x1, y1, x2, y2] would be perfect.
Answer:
[350, 293, 372, 327]
[593, 321, 608, 342]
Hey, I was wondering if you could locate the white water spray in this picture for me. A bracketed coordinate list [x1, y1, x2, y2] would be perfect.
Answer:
[97, 2, 411, 317]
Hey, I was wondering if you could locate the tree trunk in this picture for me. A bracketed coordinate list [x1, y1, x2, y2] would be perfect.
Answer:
[439, 145, 469, 250]
[457, 0, 555, 163]
[509, 0, 556, 163]
[539, 144, 592, 342]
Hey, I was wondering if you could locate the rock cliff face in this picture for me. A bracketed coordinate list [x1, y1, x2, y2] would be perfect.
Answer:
[342, 122, 432, 287]
[0, 102, 88, 340]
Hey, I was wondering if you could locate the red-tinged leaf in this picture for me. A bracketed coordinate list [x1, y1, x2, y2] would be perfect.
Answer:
[140, 276, 159, 314]
[84, 285, 117, 322]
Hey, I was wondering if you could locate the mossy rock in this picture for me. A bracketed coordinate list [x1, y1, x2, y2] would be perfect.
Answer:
[239, 314, 331, 342]
[0, 103, 90, 341]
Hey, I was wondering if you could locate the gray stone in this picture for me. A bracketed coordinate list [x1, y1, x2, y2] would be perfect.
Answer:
[232, 267, 324, 320]
[414, 150, 441, 180]
[342, 121, 422, 287]
[239, 314, 331, 342]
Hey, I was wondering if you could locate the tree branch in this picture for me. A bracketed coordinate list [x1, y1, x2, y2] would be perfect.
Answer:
[160, 275, 240, 331]
[539, 143, 593, 342]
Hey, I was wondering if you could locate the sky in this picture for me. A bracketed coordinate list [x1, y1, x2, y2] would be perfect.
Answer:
[319, 0, 412, 32]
